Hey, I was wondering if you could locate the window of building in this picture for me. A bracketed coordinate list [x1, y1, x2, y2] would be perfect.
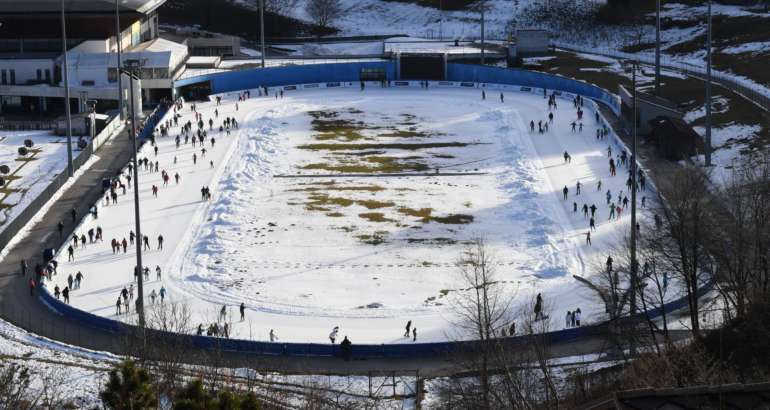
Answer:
[9, 70, 15, 85]
[107, 68, 118, 83]
[81, 80, 95, 87]
[45, 69, 51, 83]
[36, 69, 42, 81]
[1, 70, 6, 85]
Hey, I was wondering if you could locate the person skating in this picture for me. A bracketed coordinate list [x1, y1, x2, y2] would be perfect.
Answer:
[71, 207, 77, 223]
[122, 238, 128, 253]
[562, 185, 568, 200]
[220, 305, 227, 322]
[269, 329, 278, 342]
[404, 320, 412, 337]
[116, 297, 122, 315]
[157, 234, 164, 250]
[566, 311, 571, 328]
[575, 308, 581, 326]
[481, 90, 486, 100]
[586, 231, 592, 246]
[412, 327, 417, 342]
[159, 286, 166, 303]
[143, 235, 150, 251]
[143, 266, 150, 281]
[240, 302, 245, 321]
[534, 293, 543, 320]
[329, 326, 339, 344]
[589, 217, 596, 231]
[500, 93, 504, 103]
[62, 286, 70, 303]
[54, 285, 61, 299]
[67, 245, 75, 261]
[150, 289, 157, 305]
[130, 230, 135, 245]
[155, 265, 162, 280]
[57, 221, 64, 238]
[75, 271, 84, 289]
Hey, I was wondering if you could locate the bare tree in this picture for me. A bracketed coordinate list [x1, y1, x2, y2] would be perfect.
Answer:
[450, 238, 513, 408]
[709, 152, 770, 319]
[264, 0, 300, 16]
[650, 166, 714, 338]
[305, 0, 342, 31]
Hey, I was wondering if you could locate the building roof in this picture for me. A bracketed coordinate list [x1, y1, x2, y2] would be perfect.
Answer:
[0, 0, 166, 14]
[70, 38, 188, 69]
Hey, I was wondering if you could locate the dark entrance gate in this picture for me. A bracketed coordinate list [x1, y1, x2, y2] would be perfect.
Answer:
[398, 54, 446, 80]
[178, 80, 213, 101]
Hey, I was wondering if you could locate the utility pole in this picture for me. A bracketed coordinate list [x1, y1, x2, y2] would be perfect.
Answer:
[480, 2, 485, 65]
[124, 60, 146, 328]
[260, 0, 266, 68]
[115, 0, 124, 120]
[705, 0, 713, 167]
[629, 62, 639, 354]
[439, 0, 443, 40]
[655, 0, 661, 96]
[61, 0, 74, 177]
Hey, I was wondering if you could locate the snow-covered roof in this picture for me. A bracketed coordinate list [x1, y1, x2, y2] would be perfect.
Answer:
[0, 0, 166, 14]
[69, 38, 188, 70]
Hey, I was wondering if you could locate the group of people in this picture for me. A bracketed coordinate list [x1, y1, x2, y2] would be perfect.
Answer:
[565, 308, 582, 328]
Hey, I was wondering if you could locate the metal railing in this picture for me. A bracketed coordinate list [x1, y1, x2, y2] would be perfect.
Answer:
[552, 41, 770, 113]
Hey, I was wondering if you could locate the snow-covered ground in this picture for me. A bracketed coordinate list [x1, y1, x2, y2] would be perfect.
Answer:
[47, 85, 652, 344]
[0, 131, 82, 234]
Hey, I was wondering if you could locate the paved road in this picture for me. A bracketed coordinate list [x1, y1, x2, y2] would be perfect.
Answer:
[0, 116, 690, 378]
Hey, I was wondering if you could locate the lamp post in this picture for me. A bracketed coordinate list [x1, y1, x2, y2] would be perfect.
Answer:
[480, 1, 485, 65]
[115, 0, 124, 120]
[260, 0, 266, 68]
[60, 0, 74, 177]
[626, 61, 640, 356]
[655, 0, 661, 96]
[705, 0, 713, 167]
[121, 59, 146, 328]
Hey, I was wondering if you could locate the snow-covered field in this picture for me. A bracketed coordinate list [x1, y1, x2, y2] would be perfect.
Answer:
[47, 85, 649, 344]
[0, 131, 80, 233]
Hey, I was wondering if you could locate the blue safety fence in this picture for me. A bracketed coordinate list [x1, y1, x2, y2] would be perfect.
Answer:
[446, 63, 621, 115]
[34, 63, 706, 359]
[175, 62, 398, 96]
[138, 104, 169, 140]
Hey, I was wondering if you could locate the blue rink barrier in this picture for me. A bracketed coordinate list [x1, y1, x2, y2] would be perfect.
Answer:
[35, 63, 704, 359]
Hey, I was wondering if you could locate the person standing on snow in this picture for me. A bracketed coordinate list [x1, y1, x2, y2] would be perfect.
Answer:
[329, 326, 339, 344]
[404, 320, 412, 337]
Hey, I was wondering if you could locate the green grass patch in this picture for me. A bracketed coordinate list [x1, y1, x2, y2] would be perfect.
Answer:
[431, 214, 474, 224]
[359, 212, 395, 223]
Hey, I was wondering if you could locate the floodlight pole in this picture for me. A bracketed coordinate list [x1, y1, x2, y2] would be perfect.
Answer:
[705, 0, 713, 167]
[630, 61, 639, 356]
[123, 61, 146, 328]
[115, 0, 124, 120]
[439, 0, 443, 40]
[655, 0, 661, 96]
[260, 0, 266, 68]
[61, 0, 74, 178]
[480, 2, 485, 65]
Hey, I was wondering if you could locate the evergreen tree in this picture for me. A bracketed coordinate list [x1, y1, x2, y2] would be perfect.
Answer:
[100, 361, 157, 410]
